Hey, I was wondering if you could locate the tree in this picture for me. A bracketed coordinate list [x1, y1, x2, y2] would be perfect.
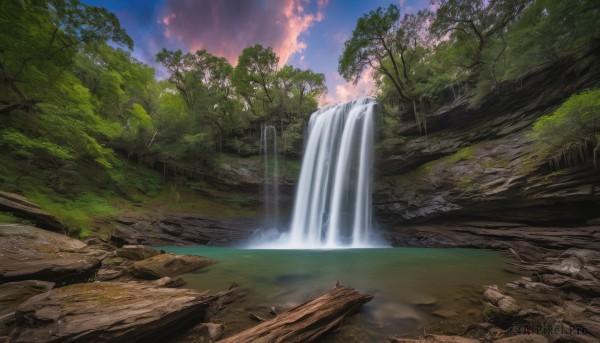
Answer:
[339, 4, 432, 132]
[430, 0, 531, 72]
[232, 44, 279, 117]
[504, 0, 600, 77]
[0, 0, 132, 115]
[156, 48, 240, 152]
[155, 49, 202, 112]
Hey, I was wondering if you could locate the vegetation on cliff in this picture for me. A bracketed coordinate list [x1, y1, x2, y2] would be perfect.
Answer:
[532, 89, 600, 169]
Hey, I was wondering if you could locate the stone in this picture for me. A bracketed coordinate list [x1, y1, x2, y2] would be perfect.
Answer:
[546, 256, 584, 275]
[0, 280, 55, 317]
[96, 268, 123, 281]
[150, 276, 187, 288]
[0, 191, 63, 232]
[0, 224, 102, 283]
[179, 322, 224, 342]
[0, 280, 55, 336]
[115, 245, 162, 261]
[6, 281, 218, 343]
[389, 335, 480, 343]
[110, 225, 142, 247]
[130, 253, 213, 280]
[109, 215, 259, 247]
[433, 309, 458, 318]
[483, 286, 520, 315]
[494, 334, 548, 343]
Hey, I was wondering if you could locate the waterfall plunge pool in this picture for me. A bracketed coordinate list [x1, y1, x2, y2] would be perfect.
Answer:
[160, 246, 521, 342]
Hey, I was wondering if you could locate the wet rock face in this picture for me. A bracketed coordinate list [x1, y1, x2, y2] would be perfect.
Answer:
[110, 215, 259, 247]
[6, 281, 218, 343]
[0, 224, 103, 283]
[374, 55, 600, 225]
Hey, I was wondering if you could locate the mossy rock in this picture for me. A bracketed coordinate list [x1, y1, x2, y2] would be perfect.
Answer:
[130, 253, 213, 280]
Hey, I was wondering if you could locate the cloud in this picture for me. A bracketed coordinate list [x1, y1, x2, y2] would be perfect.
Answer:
[321, 70, 377, 105]
[158, 0, 325, 66]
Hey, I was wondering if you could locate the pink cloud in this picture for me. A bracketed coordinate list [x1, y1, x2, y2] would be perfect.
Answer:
[321, 70, 377, 106]
[159, 0, 325, 66]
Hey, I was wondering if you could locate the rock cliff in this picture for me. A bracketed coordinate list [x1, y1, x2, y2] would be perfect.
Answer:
[374, 51, 600, 225]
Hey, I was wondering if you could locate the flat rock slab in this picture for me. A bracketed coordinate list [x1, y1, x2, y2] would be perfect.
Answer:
[0, 224, 101, 283]
[7, 281, 217, 343]
[0, 280, 55, 317]
[390, 335, 480, 343]
[0, 191, 63, 232]
[130, 253, 213, 279]
[115, 245, 162, 261]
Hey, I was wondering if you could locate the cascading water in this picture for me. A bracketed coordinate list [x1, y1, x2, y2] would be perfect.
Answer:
[261, 125, 279, 227]
[287, 98, 377, 248]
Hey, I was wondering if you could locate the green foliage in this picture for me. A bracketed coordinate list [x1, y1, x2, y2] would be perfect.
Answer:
[532, 89, 600, 168]
[504, 0, 600, 78]
[446, 146, 474, 163]
[281, 118, 304, 154]
[0, 212, 33, 225]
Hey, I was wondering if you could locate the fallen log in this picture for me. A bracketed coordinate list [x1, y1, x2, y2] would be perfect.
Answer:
[218, 284, 373, 343]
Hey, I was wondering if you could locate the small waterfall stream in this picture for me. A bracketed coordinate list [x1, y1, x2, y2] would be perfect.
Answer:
[261, 125, 279, 227]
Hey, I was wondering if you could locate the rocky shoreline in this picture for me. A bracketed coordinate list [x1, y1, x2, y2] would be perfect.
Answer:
[387, 221, 600, 343]
[1, 217, 599, 342]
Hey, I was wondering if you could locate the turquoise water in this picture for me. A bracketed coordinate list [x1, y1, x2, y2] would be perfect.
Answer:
[161, 247, 520, 342]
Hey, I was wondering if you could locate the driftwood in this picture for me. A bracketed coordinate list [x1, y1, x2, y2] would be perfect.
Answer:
[218, 284, 373, 343]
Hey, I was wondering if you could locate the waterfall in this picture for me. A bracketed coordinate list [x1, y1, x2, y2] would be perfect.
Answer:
[261, 125, 279, 227]
[288, 98, 377, 248]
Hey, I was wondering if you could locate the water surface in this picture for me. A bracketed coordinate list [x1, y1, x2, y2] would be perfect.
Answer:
[161, 247, 520, 342]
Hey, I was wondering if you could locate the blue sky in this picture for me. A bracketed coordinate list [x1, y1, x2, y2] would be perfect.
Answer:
[83, 0, 430, 104]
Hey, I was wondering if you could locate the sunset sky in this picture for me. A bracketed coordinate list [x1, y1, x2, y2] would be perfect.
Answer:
[83, 0, 430, 104]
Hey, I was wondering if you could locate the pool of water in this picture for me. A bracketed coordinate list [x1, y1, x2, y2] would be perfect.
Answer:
[160, 247, 521, 342]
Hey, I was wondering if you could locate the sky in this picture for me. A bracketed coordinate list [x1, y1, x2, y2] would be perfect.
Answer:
[83, 0, 430, 105]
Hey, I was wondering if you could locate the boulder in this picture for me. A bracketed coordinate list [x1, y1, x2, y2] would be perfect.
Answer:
[110, 225, 143, 247]
[0, 280, 55, 316]
[7, 281, 218, 343]
[0, 191, 63, 232]
[130, 253, 213, 280]
[0, 280, 55, 337]
[115, 245, 162, 261]
[150, 276, 187, 288]
[178, 322, 223, 342]
[0, 224, 102, 283]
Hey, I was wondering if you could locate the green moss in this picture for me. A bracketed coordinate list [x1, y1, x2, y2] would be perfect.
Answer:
[446, 146, 474, 163]
[457, 176, 473, 189]
[0, 211, 33, 224]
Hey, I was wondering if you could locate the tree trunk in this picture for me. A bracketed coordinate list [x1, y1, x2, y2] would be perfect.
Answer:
[218, 284, 373, 343]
